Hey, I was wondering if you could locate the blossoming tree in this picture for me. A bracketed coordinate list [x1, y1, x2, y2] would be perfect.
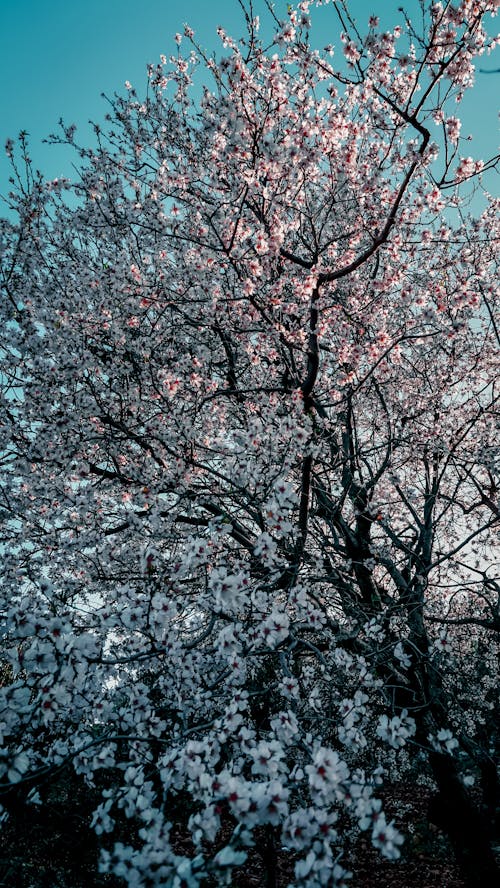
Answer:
[1, 1, 499, 885]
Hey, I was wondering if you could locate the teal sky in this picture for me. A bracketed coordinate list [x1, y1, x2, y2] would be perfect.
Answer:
[0, 0, 498, 199]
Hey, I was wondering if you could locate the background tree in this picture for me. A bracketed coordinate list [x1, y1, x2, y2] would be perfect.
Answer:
[1, 1, 499, 886]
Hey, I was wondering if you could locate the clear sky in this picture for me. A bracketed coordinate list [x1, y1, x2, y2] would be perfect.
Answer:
[0, 0, 498, 199]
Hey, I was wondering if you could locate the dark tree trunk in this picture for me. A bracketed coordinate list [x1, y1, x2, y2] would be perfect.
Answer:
[399, 578, 500, 888]
[260, 825, 278, 888]
[479, 753, 500, 838]
[428, 750, 500, 888]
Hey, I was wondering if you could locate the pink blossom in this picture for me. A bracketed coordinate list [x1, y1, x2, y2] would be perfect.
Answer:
[343, 41, 361, 64]
[445, 116, 462, 143]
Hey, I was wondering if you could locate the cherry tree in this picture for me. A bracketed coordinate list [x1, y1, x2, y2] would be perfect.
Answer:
[1, 1, 499, 885]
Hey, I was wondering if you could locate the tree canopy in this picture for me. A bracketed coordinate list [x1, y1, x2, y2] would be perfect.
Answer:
[1, 2, 499, 886]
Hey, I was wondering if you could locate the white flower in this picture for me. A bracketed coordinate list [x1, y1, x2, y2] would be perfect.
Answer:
[7, 750, 30, 783]
[249, 739, 287, 777]
[275, 23, 296, 44]
[172, 857, 205, 888]
[257, 780, 290, 824]
[213, 845, 247, 867]
[394, 641, 411, 669]
[91, 798, 115, 834]
[294, 848, 351, 885]
[343, 40, 361, 63]
[311, 806, 338, 842]
[429, 729, 459, 754]
[263, 481, 297, 538]
[224, 776, 251, 816]
[270, 709, 300, 744]
[306, 747, 349, 800]
[189, 805, 221, 845]
[23, 640, 58, 674]
[433, 632, 452, 653]
[376, 710, 416, 749]
[455, 156, 476, 181]
[338, 724, 368, 751]
[254, 532, 278, 565]
[279, 675, 300, 700]
[356, 795, 382, 831]
[445, 116, 461, 143]
[99, 842, 137, 878]
[364, 618, 385, 642]
[261, 610, 290, 647]
[294, 849, 316, 880]
[282, 807, 318, 850]
[371, 812, 404, 859]
[309, 685, 323, 712]
[209, 567, 248, 613]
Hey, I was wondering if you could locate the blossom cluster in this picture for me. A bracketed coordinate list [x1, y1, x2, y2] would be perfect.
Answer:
[1, 0, 498, 885]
